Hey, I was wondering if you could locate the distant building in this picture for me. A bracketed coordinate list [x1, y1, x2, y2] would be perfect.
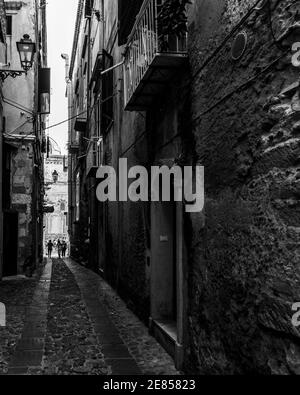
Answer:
[0, 0, 6, 279]
[44, 155, 69, 248]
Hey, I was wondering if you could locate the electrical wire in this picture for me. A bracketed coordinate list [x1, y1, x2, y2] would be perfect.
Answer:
[62, 0, 288, 159]
[3, 96, 34, 112]
[3, 128, 36, 140]
[120, 130, 147, 157]
[192, 0, 264, 80]
[43, 110, 87, 131]
[41, 90, 118, 133]
[267, 0, 287, 52]
[4, 118, 34, 136]
[3, 97, 35, 115]
[193, 50, 289, 123]
[118, 48, 289, 158]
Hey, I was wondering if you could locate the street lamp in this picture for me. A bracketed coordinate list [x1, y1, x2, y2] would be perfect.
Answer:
[16, 34, 36, 71]
[0, 34, 36, 81]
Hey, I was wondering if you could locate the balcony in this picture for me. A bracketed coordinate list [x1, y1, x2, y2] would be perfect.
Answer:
[86, 139, 103, 178]
[123, 0, 188, 111]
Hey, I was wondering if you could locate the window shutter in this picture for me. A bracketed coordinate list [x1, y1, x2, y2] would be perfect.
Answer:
[118, 0, 144, 45]
[85, 0, 93, 18]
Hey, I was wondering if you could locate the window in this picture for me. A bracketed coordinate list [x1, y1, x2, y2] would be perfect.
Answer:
[85, 0, 94, 18]
[6, 15, 12, 36]
[118, 0, 144, 45]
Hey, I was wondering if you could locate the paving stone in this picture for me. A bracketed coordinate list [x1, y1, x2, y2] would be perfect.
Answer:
[96, 333, 124, 345]
[6, 367, 29, 375]
[41, 259, 108, 375]
[66, 258, 179, 375]
[17, 338, 45, 351]
[10, 350, 44, 367]
[106, 358, 141, 375]
[1, 258, 179, 375]
[93, 322, 120, 335]
[0, 259, 49, 375]
[101, 344, 132, 359]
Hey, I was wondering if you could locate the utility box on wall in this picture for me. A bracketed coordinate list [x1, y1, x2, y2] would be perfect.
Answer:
[38, 67, 51, 114]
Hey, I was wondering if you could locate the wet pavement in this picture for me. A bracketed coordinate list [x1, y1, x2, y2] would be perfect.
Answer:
[0, 258, 178, 375]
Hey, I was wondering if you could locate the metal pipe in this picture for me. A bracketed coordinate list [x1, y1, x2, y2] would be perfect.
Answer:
[101, 60, 125, 76]
[61, 54, 70, 83]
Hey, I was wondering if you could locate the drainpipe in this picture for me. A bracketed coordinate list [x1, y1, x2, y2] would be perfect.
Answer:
[61, 53, 70, 84]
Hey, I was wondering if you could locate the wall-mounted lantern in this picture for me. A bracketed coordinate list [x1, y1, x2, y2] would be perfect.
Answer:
[16, 34, 36, 71]
[0, 34, 36, 81]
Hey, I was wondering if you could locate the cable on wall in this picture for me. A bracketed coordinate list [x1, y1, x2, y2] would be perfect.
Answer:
[266, 0, 287, 52]
[193, 50, 289, 123]
[191, 0, 265, 80]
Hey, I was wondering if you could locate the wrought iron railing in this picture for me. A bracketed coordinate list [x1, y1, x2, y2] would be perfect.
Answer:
[123, 0, 188, 107]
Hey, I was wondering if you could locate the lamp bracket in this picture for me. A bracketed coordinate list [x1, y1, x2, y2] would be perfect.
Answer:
[0, 70, 26, 82]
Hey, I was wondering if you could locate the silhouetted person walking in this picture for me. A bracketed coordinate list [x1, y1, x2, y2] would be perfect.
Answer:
[61, 240, 67, 258]
[57, 240, 62, 259]
[47, 240, 53, 258]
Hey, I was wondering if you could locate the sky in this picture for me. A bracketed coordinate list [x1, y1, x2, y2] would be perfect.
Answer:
[47, 0, 78, 154]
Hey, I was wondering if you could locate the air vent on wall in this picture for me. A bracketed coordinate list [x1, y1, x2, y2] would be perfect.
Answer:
[255, 0, 267, 11]
[231, 31, 248, 61]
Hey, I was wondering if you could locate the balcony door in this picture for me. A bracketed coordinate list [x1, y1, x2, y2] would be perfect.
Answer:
[3, 211, 18, 277]
[118, 0, 144, 45]
[151, 200, 177, 322]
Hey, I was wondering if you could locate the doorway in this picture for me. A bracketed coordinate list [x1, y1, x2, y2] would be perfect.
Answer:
[150, 200, 184, 368]
[3, 211, 18, 277]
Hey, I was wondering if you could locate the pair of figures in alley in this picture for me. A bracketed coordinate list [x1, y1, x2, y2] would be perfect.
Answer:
[47, 239, 68, 259]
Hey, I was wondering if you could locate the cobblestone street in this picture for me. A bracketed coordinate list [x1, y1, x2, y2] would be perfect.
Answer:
[0, 259, 178, 375]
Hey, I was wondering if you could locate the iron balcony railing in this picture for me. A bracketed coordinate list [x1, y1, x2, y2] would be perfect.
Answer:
[123, 0, 188, 109]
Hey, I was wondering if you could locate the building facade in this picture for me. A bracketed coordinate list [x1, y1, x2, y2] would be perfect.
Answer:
[1, 0, 49, 277]
[0, 0, 6, 280]
[44, 154, 69, 248]
[67, 0, 300, 373]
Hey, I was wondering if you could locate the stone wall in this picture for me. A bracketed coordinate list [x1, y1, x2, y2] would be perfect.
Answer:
[3, 0, 41, 274]
[11, 143, 34, 272]
[187, 0, 300, 374]
[69, 0, 300, 373]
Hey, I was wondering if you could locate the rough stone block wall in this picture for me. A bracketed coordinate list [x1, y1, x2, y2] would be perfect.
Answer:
[187, 0, 300, 374]
[106, 102, 150, 320]
[11, 145, 34, 272]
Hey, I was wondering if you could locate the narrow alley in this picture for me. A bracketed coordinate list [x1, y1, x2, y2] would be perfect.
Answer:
[0, 259, 178, 375]
[1, 0, 300, 378]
